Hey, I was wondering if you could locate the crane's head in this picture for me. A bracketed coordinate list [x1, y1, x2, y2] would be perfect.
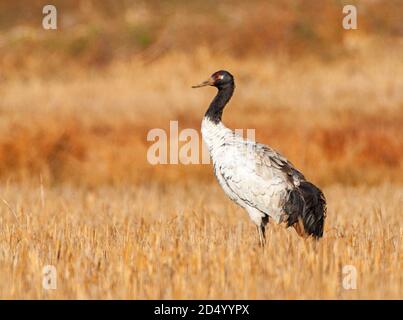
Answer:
[192, 70, 234, 89]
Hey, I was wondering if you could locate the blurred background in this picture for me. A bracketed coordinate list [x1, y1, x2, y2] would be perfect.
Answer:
[0, 0, 402, 187]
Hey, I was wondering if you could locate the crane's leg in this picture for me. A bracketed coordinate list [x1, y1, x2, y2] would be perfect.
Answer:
[257, 225, 265, 247]
[247, 208, 269, 247]
[257, 215, 269, 247]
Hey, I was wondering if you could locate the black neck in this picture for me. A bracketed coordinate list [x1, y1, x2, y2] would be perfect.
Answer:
[205, 83, 235, 124]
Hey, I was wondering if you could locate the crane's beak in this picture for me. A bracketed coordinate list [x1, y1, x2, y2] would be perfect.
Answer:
[192, 77, 214, 88]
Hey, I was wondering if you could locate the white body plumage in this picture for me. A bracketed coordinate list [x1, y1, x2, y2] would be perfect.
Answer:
[202, 117, 301, 227]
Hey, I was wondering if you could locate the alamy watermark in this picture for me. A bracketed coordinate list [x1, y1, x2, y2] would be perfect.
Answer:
[343, 5, 358, 30]
[147, 120, 256, 165]
[41, 4, 357, 32]
[342, 265, 357, 290]
[42, 265, 57, 290]
[42, 5, 57, 30]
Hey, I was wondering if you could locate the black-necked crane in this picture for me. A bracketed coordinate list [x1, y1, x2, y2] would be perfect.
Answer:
[193, 70, 326, 246]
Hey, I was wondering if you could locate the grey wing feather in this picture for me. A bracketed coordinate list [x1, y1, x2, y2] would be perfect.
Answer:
[256, 144, 305, 186]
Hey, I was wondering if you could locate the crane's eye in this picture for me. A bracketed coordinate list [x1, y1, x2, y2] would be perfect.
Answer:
[212, 73, 225, 82]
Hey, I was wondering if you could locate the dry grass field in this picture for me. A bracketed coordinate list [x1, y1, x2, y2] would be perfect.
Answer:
[0, 181, 401, 299]
[0, 0, 402, 299]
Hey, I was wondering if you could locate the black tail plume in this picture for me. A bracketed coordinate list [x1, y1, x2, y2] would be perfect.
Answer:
[299, 181, 327, 238]
[285, 181, 327, 239]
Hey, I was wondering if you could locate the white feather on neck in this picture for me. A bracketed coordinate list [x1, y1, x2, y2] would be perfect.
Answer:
[201, 117, 233, 154]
